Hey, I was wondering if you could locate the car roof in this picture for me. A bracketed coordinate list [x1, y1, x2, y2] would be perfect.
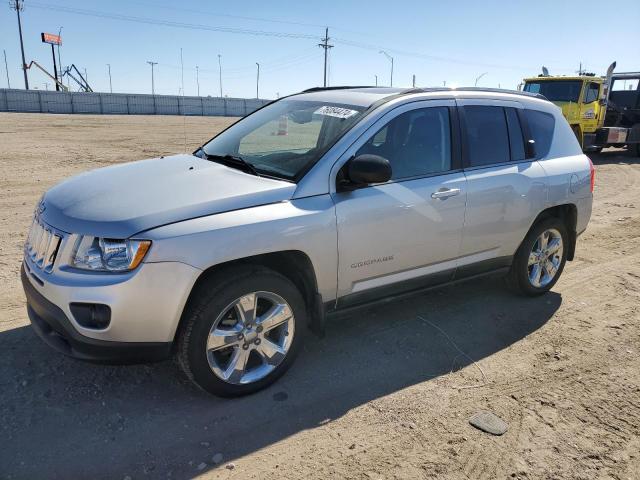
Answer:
[289, 86, 546, 108]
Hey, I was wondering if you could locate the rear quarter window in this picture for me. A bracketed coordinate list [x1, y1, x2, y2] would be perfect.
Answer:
[525, 109, 555, 158]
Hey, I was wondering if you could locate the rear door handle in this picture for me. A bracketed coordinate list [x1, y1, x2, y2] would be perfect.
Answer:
[431, 187, 461, 199]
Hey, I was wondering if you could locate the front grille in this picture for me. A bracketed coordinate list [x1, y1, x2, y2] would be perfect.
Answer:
[25, 216, 62, 273]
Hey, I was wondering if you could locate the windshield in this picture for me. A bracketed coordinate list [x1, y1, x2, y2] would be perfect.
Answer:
[524, 80, 583, 102]
[201, 99, 368, 181]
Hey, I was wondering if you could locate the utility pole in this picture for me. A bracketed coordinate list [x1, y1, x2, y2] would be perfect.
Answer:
[196, 65, 200, 96]
[3, 50, 10, 88]
[474, 72, 488, 86]
[379, 51, 393, 87]
[412, 74, 416, 88]
[57, 26, 63, 85]
[218, 54, 223, 97]
[443, 80, 446, 87]
[106, 64, 112, 93]
[255, 62, 260, 99]
[10, 0, 28, 89]
[317, 27, 333, 87]
[374, 74, 377, 87]
[146, 61, 157, 95]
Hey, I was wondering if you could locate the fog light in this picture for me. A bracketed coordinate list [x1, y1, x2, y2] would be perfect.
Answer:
[70, 303, 111, 330]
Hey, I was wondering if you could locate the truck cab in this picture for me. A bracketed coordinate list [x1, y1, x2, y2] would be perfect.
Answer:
[523, 76, 605, 149]
[523, 67, 640, 156]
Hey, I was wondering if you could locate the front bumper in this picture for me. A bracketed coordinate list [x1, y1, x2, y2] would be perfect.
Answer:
[22, 264, 172, 363]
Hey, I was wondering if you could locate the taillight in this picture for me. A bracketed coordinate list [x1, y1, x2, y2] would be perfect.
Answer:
[588, 157, 595, 193]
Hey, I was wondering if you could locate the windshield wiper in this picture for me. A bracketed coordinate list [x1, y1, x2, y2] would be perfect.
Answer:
[202, 152, 259, 176]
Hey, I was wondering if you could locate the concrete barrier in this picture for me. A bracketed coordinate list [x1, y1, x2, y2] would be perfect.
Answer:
[0, 89, 270, 117]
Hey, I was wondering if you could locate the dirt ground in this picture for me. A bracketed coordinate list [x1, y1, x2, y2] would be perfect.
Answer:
[0, 113, 639, 480]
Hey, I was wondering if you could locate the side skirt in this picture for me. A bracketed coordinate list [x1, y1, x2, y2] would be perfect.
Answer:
[325, 256, 512, 320]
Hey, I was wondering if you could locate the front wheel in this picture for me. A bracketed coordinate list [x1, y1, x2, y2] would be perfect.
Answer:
[507, 218, 568, 296]
[177, 267, 305, 397]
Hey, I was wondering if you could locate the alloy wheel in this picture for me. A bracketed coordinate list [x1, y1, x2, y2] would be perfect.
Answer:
[205, 291, 295, 385]
[528, 228, 563, 288]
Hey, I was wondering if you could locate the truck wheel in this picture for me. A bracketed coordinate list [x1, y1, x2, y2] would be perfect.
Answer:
[635, 143, 640, 158]
[507, 218, 568, 296]
[177, 266, 305, 397]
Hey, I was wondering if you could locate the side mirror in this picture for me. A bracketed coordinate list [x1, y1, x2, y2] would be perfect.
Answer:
[341, 154, 392, 189]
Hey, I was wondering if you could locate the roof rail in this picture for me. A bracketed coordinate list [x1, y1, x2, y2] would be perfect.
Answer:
[302, 85, 378, 93]
[443, 86, 547, 100]
[299, 85, 548, 101]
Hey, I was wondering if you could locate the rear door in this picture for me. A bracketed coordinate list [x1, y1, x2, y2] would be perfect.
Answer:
[456, 100, 547, 275]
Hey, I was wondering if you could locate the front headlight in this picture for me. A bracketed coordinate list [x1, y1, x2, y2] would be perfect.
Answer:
[71, 236, 151, 272]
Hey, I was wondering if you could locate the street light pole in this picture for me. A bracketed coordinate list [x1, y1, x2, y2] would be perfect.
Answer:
[379, 51, 393, 87]
[146, 61, 157, 95]
[196, 65, 200, 96]
[218, 54, 223, 97]
[255, 62, 260, 99]
[3, 50, 10, 88]
[107, 64, 112, 93]
[57, 26, 63, 85]
[10, 0, 29, 89]
[474, 72, 488, 87]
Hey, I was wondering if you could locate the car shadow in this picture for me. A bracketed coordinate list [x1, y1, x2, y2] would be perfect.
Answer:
[587, 148, 639, 165]
[0, 277, 561, 479]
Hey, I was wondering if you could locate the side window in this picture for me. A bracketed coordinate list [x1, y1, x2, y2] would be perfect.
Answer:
[356, 107, 452, 180]
[505, 108, 526, 161]
[583, 82, 600, 103]
[463, 106, 510, 167]
[525, 109, 555, 158]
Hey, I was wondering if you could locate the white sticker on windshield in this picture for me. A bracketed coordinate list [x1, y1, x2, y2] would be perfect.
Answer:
[314, 105, 359, 119]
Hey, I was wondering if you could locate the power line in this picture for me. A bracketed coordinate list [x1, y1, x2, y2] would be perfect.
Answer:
[28, 2, 318, 40]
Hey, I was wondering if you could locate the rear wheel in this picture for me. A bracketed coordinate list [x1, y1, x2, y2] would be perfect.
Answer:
[177, 266, 305, 397]
[507, 218, 568, 296]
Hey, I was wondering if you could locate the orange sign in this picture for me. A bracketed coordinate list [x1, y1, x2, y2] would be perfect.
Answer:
[41, 33, 62, 46]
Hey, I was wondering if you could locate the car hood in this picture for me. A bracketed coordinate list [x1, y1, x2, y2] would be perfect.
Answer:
[41, 154, 296, 238]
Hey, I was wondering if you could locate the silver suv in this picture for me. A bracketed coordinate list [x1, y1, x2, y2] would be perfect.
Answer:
[21, 87, 593, 396]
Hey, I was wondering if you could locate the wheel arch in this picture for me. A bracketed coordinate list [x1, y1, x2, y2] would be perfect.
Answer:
[173, 250, 324, 346]
[528, 204, 578, 260]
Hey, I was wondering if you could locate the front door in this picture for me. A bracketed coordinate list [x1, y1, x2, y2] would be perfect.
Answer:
[331, 100, 467, 305]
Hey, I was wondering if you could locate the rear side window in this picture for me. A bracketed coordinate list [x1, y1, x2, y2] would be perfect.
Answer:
[463, 106, 510, 166]
[525, 109, 555, 158]
[505, 108, 526, 161]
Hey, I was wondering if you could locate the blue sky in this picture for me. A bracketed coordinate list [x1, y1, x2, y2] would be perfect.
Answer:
[1, 0, 639, 99]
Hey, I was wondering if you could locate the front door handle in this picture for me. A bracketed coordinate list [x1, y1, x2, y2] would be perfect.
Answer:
[431, 187, 461, 200]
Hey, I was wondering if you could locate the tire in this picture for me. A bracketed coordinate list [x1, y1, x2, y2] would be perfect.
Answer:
[177, 266, 306, 397]
[635, 143, 640, 158]
[507, 218, 568, 296]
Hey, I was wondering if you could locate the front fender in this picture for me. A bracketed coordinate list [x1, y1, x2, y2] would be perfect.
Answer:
[142, 195, 338, 302]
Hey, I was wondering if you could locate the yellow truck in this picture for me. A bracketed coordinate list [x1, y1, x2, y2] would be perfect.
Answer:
[522, 63, 640, 156]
